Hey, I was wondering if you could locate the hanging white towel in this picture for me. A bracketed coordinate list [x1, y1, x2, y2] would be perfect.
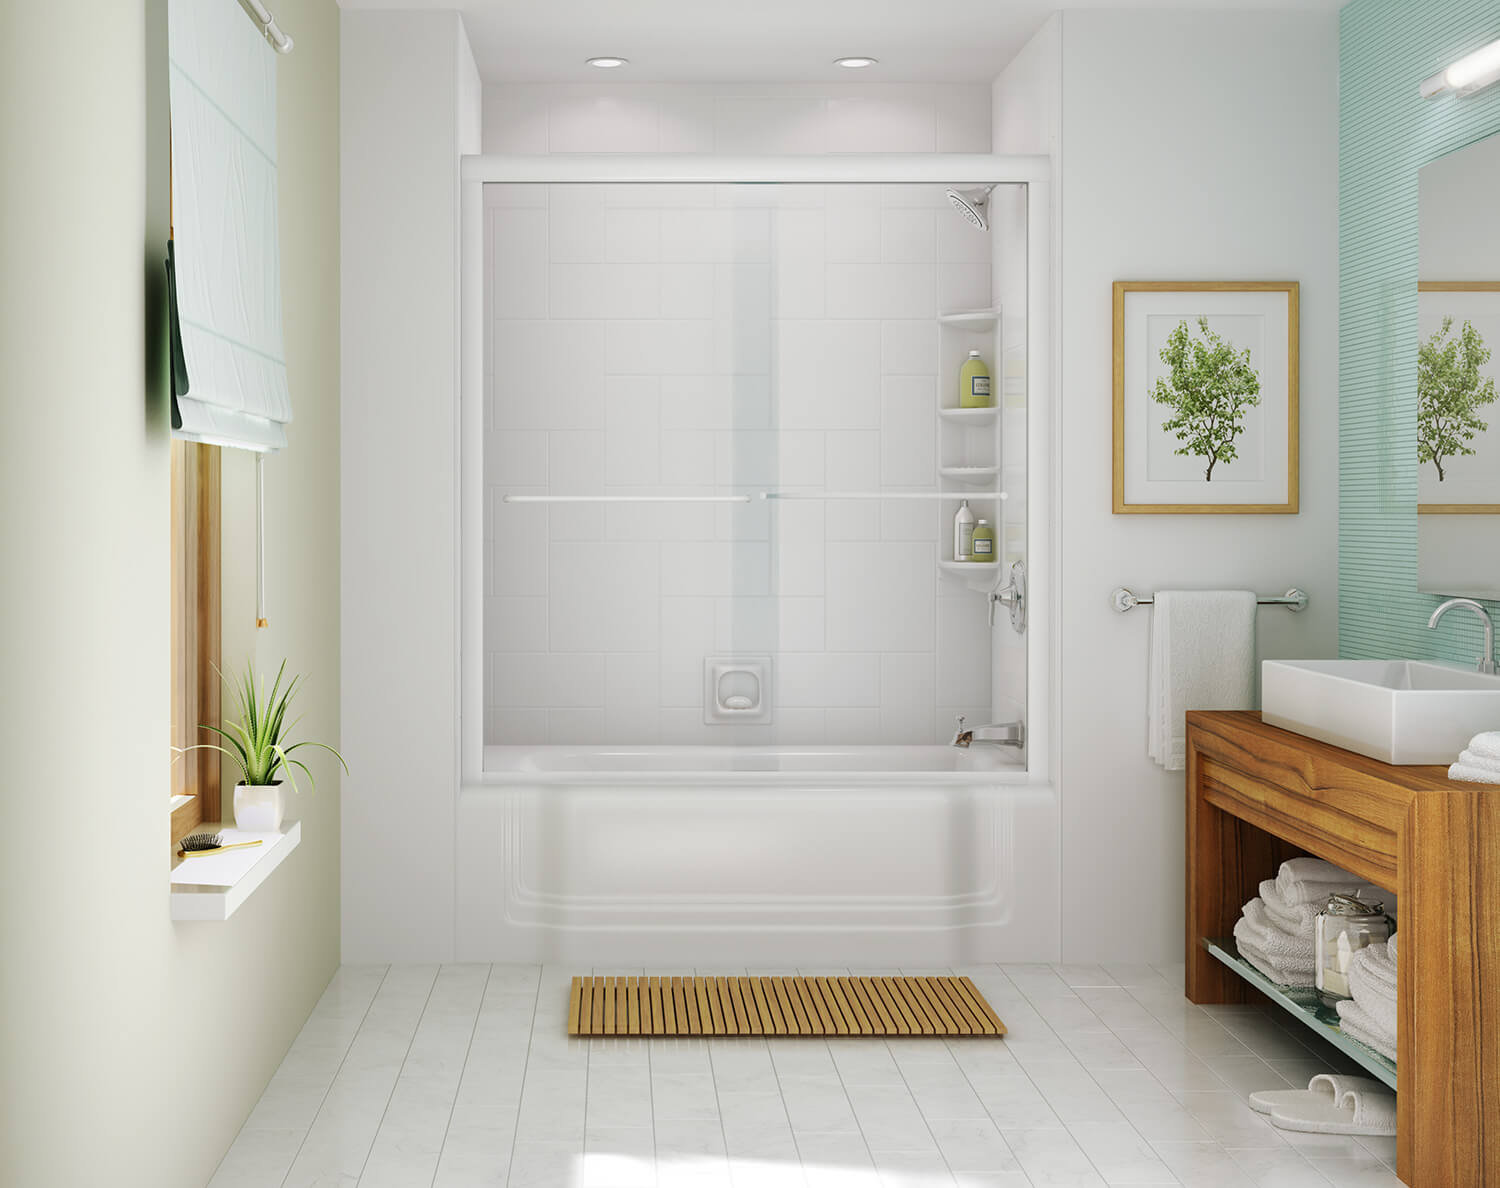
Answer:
[1147, 590, 1257, 771]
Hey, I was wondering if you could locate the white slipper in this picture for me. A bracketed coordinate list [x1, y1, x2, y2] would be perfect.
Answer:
[1261, 1073, 1395, 1136]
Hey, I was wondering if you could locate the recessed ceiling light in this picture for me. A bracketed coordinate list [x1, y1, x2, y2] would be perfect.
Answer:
[834, 56, 878, 69]
[587, 56, 628, 69]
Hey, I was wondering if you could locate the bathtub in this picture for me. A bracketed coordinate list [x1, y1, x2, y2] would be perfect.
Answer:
[456, 745, 1060, 965]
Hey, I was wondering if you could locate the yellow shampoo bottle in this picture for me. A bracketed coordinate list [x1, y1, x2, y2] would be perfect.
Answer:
[959, 350, 992, 408]
[970, 518, 996, 562]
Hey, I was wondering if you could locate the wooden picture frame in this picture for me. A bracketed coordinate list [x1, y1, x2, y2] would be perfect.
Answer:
[1113, 281, 1299, 514]
[1416, 281, 1500, 516]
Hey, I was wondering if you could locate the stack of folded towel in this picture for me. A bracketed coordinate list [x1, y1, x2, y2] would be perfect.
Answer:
[1449, 730, 1500, 784]
[1336, 933, 1398, 1062]
[1232, 858, 1392, 987]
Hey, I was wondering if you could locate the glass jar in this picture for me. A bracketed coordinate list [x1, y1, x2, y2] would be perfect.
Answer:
[1314, 893, 1392, 1007]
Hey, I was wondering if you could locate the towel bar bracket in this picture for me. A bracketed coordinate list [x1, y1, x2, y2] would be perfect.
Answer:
[1111, 586, 1308, 614]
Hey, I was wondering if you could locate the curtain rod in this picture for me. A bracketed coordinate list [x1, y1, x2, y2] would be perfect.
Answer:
[241, 0, 293, 53]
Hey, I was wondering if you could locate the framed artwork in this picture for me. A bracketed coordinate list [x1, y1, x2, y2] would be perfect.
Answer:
[1112, 281, 1299, 514]
[1417, 281, 1500, 515]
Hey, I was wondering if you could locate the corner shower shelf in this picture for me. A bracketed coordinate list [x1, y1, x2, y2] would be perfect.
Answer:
[1202, 936, 1396, 1090]
[939, 465, 1001, 486]
[939, 407, 1000, 426]
[938, 307, 1001, 330]
[939, 560, 1003, 575]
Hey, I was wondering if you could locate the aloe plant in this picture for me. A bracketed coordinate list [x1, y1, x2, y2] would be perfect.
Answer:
[179, 660, 347, 793]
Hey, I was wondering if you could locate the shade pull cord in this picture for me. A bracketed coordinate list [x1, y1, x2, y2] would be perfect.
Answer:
[256, 453, 268, 629]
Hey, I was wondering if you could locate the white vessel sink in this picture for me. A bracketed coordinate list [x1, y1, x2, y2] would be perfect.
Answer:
[1262, 659, 1500, 765]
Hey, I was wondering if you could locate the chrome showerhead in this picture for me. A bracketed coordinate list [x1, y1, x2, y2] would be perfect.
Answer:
[945, 185, 995, 231]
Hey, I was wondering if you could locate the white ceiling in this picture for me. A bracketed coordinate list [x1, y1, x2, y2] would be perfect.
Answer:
[336, 0, 1347, 84]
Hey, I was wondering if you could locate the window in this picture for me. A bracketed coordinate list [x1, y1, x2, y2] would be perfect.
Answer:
[170, 439, 221, 846]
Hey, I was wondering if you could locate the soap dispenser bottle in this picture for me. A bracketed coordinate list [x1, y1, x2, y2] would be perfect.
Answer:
[959, 350, 992, 408]
[953, 500, 975, 561]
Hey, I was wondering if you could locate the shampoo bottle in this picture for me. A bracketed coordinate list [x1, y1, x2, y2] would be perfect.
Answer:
[959, 350, 992, 408]
[970, 518, 996, 562]
[953, 500, 975, 561]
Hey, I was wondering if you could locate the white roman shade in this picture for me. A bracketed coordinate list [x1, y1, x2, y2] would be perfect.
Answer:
[168, 0, 290, 452]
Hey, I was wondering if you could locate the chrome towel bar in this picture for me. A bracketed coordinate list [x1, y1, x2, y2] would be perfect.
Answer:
[1111, 587, 1308, 613]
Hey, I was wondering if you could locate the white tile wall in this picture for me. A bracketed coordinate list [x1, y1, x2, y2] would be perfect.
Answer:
[482, 86, 1001, 745]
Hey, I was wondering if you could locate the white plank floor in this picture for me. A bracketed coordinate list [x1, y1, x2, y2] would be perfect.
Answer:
[208, 963, 1403, 1188]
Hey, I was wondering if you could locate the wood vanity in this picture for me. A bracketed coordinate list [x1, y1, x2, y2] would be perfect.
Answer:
[1185, 711, 1499, 1186]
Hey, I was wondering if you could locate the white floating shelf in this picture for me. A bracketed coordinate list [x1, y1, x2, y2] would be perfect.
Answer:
[170, 821, 301, 921]
[939, 407, 999, 426]
[939, 466, 1001, 486]
[938, 307, 1001, 329]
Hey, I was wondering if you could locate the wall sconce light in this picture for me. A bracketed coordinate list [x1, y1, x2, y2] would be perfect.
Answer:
[1420, 38, 1500, 98]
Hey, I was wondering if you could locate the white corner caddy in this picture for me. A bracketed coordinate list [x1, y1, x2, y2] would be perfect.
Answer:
[170, 821, 301, 921]
[939, 305, 1005, 594]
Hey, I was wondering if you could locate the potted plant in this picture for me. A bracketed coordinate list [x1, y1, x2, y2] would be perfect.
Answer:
[182, 660, 346, 832]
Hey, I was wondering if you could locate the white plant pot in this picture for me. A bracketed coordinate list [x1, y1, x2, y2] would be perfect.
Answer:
[234, 782, 285, 832]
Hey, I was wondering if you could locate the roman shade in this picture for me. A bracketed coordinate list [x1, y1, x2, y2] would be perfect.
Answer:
[167, 0, 290, 452]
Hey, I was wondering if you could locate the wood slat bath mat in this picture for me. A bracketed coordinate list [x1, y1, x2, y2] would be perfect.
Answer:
[567, 975, 1006, 1038]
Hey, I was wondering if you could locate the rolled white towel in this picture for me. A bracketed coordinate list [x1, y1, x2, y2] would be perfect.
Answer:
[1275, 858, 1367, 906]
[1449, 762, 1500, 785]
[1239, 898, 1315, 959]
[1337, 998, 1397, 1062]
[1465, 731, 1500, 762]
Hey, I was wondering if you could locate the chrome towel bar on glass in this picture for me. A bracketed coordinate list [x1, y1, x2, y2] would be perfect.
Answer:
[1110, 587, 1309, 613]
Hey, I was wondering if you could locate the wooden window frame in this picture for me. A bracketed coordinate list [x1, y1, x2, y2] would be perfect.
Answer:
[170, 440, 222, 847]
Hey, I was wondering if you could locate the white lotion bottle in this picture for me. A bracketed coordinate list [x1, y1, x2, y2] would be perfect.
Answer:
[953, 499, 975, 561]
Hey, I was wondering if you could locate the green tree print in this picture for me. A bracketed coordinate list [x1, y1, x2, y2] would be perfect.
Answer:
[1418, 316, 1497, 482]
[1150, 317, 1262, 481]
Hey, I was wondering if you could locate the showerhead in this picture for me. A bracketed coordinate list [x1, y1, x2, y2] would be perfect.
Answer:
[945, 185, 995, 231]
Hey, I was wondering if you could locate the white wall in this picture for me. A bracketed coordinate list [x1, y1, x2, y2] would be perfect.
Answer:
[341, 11, 481, 963]
[0, 2, 342, 1184]
[483, 180, 999, 746]
[483, 82, 991, 156]
[996, 10, 1340, 964]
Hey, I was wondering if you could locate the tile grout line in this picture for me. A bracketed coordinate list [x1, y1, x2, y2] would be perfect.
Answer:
[353, 966, 443, 1186]
[700, 970, 737, 1181]
[781, 965, 861, 1186]
[427, 962, 494, 1188]
[273, 965, 392, 1188]
[501, 966, 546, 1187]
[1086, 965, 1333, 1182]
[954, 964, 1120, 1188]
[888, 966, 969, 1185]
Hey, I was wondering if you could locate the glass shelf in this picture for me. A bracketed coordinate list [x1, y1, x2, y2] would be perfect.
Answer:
[1202, 937, 1396, 1090]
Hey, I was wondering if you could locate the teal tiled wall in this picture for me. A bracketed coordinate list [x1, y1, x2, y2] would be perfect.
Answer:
[1341, 0, 1500, 662]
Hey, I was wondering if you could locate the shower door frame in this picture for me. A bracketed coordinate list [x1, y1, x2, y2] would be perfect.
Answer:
[457, 154, 1055, 786]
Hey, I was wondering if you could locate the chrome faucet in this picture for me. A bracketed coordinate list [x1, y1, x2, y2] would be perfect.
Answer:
[1428, 598, 1497, 674]
[949, 715, 1026, 749]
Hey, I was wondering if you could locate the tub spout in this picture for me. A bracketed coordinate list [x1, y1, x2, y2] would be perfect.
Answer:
[950, 715, 1025, 749]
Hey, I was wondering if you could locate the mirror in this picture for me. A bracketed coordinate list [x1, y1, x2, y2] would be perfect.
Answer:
[1418, 134, 1500, 597]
